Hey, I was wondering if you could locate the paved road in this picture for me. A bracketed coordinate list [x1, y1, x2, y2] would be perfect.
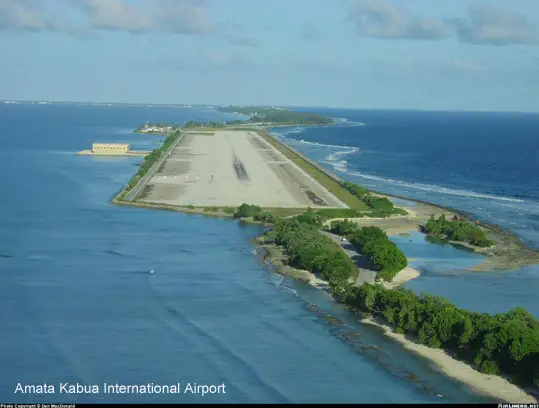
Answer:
[320, 230, 378, 286]
[124, 132, 185, 202]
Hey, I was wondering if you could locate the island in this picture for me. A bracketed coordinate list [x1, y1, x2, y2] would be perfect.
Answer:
[217, 105, 334, 125]
[135, 107, 334, 136]
[422, 214, 493, 248]
[134, 122, 182, 135]
[111, 112, 539, 403]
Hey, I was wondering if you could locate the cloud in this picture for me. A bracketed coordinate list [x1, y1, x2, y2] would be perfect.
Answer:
[347, 0, 450, 40]
[225, 35, 257, 47]
[0, 0, 212, 35]
[449, 5, 539, 46]
[453, 59, 488, 73]
[73, 0, 212, 35]
[299, 22, 322, 41]
[199, 51, 231, 67]
[347, 1, 538, 46]
[0, 0, 67, 32]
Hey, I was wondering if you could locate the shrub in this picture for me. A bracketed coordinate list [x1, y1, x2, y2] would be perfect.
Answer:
[424, 214, 493, 247]
[265, 219, 358, 286]
[254, 211, 276, 224]
[341, 181, 408, 216]
[234, 203, 262, 218]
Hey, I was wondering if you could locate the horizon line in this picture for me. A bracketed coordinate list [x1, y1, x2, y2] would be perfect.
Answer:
[1, 99, 537, 115]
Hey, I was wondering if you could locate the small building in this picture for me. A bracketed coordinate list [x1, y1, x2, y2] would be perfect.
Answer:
[91, 143, 129, 154]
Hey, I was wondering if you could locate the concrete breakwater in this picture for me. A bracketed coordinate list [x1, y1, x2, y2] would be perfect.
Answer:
[77, 143, 151, 157]
[77, 150, 151, 157]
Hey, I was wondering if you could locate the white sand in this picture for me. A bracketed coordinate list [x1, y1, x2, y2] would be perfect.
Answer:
[307, 273, 331, 290]
[323, 214, 419, 237]
[361, 318, 537, 403]
[300, 267, 536, 403]
[380, 267, 421, 289]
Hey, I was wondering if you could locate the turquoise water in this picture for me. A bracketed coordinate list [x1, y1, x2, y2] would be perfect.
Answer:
[271, 110, 539, 318]
[0, 104, 516, 403]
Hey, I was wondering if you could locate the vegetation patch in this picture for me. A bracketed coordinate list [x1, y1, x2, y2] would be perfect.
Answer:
[423, 214, 493, 247]
[217, 106, 333, 125]
[264, 218, 359, 282]
[233, 203, 277, 224]
[329, 220, 408, 282]
[342, 284, 539, 387]
[341, 181, 408, 216]
[250, 204, 538, 389]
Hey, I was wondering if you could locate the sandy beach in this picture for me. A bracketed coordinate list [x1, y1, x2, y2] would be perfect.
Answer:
[258, 239, 536, 403]
[360, 317, 537, 403]
[380, 267, 421, 289]
[299, 267, 537, 403]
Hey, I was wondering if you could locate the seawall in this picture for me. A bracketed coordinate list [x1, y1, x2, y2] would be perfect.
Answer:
[77, 150, 151, 157]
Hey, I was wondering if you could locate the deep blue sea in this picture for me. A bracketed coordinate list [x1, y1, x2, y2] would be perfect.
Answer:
[271, 108, 539, 317]
[0, 104, 536, 403]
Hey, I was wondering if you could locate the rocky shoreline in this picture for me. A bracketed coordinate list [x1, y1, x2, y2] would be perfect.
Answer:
[252, 234, 538, 404]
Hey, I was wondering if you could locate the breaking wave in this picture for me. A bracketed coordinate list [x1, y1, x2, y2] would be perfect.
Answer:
[331, 117, 366, 126]
[336, 169, 524, 203]
[297, 140, 360, 152]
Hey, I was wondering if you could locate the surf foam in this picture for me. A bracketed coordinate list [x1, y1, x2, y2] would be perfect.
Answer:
[340, 170, 524, 203]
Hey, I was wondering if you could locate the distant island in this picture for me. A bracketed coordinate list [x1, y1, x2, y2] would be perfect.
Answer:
[134, 107, 333, 135]
[217, 105, 333, 125]
[134, 122, 182, 134]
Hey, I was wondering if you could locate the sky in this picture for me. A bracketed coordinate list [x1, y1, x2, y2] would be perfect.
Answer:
[1, 0, 538, 111]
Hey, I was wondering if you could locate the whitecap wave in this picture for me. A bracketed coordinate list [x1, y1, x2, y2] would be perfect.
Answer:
[323, 160, 348, 169]
[341, 170, 524, 203]
[270, 273, 285, 287]
[280, 284, 299, 296]
[331, 117, 366, 126]
[323, 152, 349, 169]
[293, 139, 360, 152]
[275, 127, 305, 137]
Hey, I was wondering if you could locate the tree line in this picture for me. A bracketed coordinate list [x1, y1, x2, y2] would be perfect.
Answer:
[231, 202, 538, 388]
[329, 220, 407, 281]
[217, 106, 333, 125]
[423, 214, 493, 247]
[341, 181, 408, 217]
[341, 283, 539, 387]
[233, 203, 276, 223]
[266, 217, 358, 287]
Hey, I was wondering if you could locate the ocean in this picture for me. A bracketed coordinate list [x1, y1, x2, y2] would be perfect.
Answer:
[270, 108, 539, 317]
[0, 104, 536, 403]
